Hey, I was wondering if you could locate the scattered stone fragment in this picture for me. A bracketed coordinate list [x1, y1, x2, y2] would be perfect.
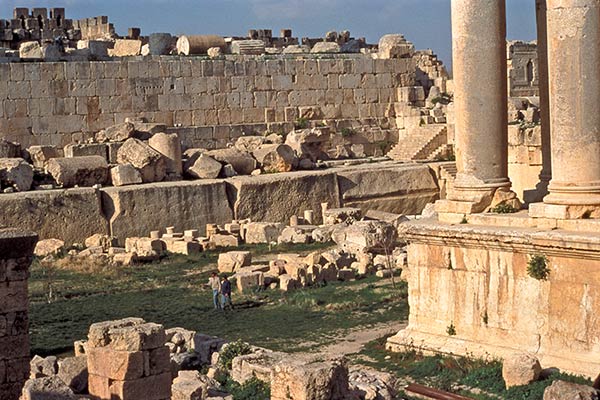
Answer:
[21, 376, 78, 400]
[34, 239, 65, 258]
[117, 138, 167, 183]
[206, 148, 257, 176]
[244, 222, 285, 244]
[253, 144, 299, 173]
[26, 146, 60, 169]
[111, 164, 143, 187]
[95, 122, 136, 143]
[185, 154, 222, 180]
[285, 128, 331, 162]
[57, 356, 88, 394]
[543, 380, 599, 400]
[502, 353, 542, 388]
[218, 251, 251, 273]
[311, 42, 341, 53]
[46, 156, 108, 188]
[0, 158, 33, 191]
[0, 139, 22, 158]
[378, 34, 414, 59]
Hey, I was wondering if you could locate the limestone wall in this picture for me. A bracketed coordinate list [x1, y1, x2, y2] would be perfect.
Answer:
[388, 221, 600, 377]
[508, 124, 543, 204]
[0, 229, 38, 400]
[0, 56, 415, 149]
[0, 162, 441, 245]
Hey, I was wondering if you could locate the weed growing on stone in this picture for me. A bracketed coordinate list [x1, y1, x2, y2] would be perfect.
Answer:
[527, 254, 550, 281]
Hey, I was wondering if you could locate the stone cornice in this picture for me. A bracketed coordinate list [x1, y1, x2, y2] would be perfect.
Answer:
[400, 219, 600, 260]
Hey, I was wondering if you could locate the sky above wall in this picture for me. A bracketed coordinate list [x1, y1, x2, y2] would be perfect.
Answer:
[2, 0, 537, 71]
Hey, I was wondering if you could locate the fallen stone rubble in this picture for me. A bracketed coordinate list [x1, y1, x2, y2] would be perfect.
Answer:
[21, 317, 403, 400]
[33, 205, 408, 291]
[0, 123, 389, 194]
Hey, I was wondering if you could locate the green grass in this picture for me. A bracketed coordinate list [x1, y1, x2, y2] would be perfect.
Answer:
[355, 336, 593, 400]
[29, 243, 409, 356]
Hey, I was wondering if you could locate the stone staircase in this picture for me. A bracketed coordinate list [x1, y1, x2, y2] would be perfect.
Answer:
[387, 124, 448, 161]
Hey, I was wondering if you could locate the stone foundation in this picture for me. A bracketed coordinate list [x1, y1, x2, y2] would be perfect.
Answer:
[386, 217, 600, 377]
[0, 161, 442, 245]
[0, 229, 38, 400]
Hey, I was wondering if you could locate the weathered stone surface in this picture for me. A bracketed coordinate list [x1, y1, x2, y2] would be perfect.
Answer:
[218, 251, 251, 274]
[0, 158, 33, 192]
[0, 139, 21, 158]
[502, 353, 541, 388]
[271, 357, 349, 400]
[26, 146, 60, 169]
[206, 148, 257, 176]
[21, 376, 77, 400]
[149, 132, 183, 178]
[124, 237, 165, 261]
[332, 221, 397, 254]
[378, 34, 414, 59]
[253, 144, 298, 173]
[234, 136, 266, 153]
[95, 122, 136, 143]
[336, 163, 439, 215]
[47, 156, 109, 188]
[110, 164, 143, 187]
[57, 356, 88, 394]
[64, 143, 107, 159]
[185, 154, 222, 180]
[34, 239, 65, 257]
[19, 41, 43, 59]
[311, 42, 341, 53]
[228, 170, 340, 225]
[0, 188, 109, 245]
[235, 270, 264, 292]
[232, 350, 288, 384]
[110, 39, 142, 57]
[101, 180, 233, 244]
[171, 370, 208, 400]
[285, 128, 331, 162]
[30, 356, 58, 378]
[278, 226, 313, 244]
[543, 381, 598, 400]
[84, 234, 116, 251]
[117, 138, 166, 183]
[244, 222, 285, 244]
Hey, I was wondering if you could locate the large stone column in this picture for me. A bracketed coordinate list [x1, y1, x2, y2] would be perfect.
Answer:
[536, 0, 552, 193]
[531, 0, 600, 219]
[445, 0, 511, 212]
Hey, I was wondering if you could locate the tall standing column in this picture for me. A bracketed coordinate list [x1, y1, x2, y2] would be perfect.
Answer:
[449, 0, 511, 208]
[536, 0, 552, 192]
[539, 0, 600, 218]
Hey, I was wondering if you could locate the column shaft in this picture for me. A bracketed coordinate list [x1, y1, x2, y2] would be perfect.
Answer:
[544, 0, 600, 206]
[450, 0, 510, 202]
[536, 0, 552, 189]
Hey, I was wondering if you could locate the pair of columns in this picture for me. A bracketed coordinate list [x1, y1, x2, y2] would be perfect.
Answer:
[450, 0, 600, 218]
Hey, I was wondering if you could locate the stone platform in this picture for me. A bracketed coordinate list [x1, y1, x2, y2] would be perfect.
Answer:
[387, 213, 600, 377]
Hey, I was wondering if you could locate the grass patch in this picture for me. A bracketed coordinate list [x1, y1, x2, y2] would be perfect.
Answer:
[355, 336, 593, 400]
[29, 242, 408, 356]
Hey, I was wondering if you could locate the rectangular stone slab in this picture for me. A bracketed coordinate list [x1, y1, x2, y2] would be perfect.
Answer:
[336, 162, 439, 215]
[0, 189, 108, 246]
[102, 180, 233, 245]
[227, 170, 341, 225]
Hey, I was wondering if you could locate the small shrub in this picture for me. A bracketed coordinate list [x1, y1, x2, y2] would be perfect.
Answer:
[218, 339, 252, 370]
[340, 127, 355, 138]
[294, 117, 309, 130]
[446, 323, 457, 336]
[528, 255, 550, 281]
[491, 203, 519, 214]
[227, 377, 270, 400]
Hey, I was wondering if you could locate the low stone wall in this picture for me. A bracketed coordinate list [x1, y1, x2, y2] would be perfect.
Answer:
[0, 55, 415, 148]
[0, 188, 109, 245]
[387, 220, 600, 378]
[0, 162, 442, 244]
[0, 229, 38, 400]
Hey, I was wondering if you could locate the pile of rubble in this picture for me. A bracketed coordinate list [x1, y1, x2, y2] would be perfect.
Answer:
[33, 205, 407, 291]
[21, 317, 399, 400]
[0, 120, 358, 194]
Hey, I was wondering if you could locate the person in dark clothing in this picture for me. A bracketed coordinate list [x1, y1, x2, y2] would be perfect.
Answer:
[220, 275, 233, 310]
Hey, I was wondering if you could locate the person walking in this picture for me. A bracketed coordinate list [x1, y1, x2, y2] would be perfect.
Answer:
[208, 272, 221, 310]
[220, 275, 233, 311]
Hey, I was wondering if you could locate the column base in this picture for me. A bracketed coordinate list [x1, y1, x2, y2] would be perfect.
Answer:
[529, 202, 600, 220]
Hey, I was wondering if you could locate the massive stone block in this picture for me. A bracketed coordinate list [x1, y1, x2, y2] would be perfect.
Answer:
[0, 189, 109, 245]
[101, 180, 233, 244]
[227, 170, 341, 225]
[336, 162, 439, 215]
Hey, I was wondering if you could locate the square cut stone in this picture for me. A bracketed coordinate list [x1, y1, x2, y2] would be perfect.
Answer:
[87, 347, 145, 380]
[110, 372, 172, 400]
[108, 323, 166, 352]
